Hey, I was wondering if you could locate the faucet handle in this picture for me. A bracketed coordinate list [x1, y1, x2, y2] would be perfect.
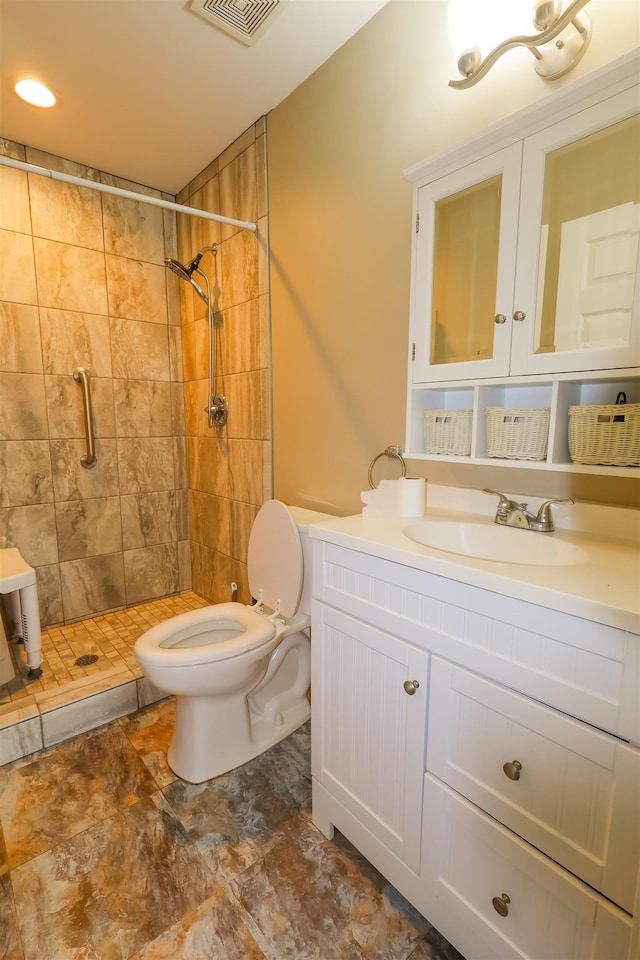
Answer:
[483, 488, 512, 515]
[535, 498, 574, 529]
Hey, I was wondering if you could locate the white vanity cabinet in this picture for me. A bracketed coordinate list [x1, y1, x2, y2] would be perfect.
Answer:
[405, 52, 640, 473]
[311, 537, 640, 960]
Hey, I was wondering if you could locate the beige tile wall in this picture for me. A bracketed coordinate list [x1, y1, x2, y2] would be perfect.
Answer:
[176, 119, 272, 604]
[0, 141, 189, 626]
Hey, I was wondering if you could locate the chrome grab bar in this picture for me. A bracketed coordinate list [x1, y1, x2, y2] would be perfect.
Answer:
[73, 367, 97, 468]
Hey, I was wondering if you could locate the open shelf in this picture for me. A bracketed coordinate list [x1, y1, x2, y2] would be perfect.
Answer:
[406, 371, 639, 477]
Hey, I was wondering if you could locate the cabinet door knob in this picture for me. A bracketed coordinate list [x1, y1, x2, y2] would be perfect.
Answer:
[512, 310, 526, 321]
[503, 760, 522, 781]
[492, 893, 511, 917]
[494, 313, 507, 324]
[403, 679, 420, 695]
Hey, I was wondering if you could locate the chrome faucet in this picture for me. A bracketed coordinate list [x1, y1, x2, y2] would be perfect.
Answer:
[483, 488, 574, 533]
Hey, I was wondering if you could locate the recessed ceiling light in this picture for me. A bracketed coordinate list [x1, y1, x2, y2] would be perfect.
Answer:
[14, 79, 56, 108]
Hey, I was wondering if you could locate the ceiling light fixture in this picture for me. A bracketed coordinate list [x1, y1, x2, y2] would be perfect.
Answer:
[448, 0, 592, 89]
[14, 79, 56, 108]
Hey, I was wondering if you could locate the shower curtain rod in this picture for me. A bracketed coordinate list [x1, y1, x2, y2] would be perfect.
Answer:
[0, 156, 258, 232]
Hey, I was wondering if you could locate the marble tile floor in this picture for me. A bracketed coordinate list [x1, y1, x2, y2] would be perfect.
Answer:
[0, 705, 466, 960]
[0, 593, 210, 767]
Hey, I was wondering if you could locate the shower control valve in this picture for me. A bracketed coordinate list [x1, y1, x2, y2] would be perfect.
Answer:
[204, 393, 229, 428]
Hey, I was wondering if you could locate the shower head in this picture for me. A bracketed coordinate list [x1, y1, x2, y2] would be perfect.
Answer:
[164, 244, 217, 304]
[165, 256, 200, 282]
[165, 247, 215, 305]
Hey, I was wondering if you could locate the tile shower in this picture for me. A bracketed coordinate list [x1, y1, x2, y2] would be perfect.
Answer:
[0, 120, 272, 747]
[0, 145, 187, 625]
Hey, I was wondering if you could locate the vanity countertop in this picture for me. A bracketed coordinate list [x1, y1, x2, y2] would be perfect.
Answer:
[305, 488, 640, 634]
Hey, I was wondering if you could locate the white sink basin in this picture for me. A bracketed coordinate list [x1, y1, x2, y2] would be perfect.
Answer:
[403, 518, 588, 566]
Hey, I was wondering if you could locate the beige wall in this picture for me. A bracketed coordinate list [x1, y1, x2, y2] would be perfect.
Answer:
[268, 0, 640, 515]
[176, 122, 272, 606]
[0, 142, 188, 626]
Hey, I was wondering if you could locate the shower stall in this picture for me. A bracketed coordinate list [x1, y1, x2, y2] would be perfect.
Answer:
[0, 118, 271, 709]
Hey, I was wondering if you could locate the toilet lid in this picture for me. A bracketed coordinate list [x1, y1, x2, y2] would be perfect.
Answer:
[248, 500, 303, 619]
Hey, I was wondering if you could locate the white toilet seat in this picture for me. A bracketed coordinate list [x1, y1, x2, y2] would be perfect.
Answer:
[248, 499, 303, 618]
[136, 500, 307, 672]
[134, 602, 276, 668]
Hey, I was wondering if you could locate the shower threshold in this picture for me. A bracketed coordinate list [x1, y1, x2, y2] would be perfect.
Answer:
[0, 592, 209, 767]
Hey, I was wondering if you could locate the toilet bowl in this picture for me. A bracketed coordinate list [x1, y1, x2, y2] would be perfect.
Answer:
[134, 500, 328, 783]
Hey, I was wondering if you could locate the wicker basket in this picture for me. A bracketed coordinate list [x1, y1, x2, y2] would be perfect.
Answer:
[568, 403, 640, 466]
[424, 409, 472, 456]
[486, 407, 550, 461]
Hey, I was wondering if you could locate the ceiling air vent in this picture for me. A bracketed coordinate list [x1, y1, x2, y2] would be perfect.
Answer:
[189, 0, 289, 46]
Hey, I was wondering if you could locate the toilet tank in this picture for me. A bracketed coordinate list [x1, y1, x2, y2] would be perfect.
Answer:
[289, 506, 335, 618]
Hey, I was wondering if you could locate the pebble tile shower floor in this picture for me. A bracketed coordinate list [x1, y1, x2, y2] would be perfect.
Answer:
[0, 594, 212, 764]
[1, 592, 210, 706]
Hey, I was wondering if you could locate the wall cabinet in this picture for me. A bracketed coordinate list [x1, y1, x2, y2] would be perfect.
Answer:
[406, 54, 639, 475]
[412, 144, 522, 383]
[311, 538, 639, 960]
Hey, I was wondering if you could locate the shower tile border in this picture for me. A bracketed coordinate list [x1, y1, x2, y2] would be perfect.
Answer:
[40, 677, 139, 748]
[0, 670, 168, 765]
[0, 702, 43, 766]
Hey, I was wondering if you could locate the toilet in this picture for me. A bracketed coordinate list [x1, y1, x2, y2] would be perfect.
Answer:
[134, 500, 328, 783]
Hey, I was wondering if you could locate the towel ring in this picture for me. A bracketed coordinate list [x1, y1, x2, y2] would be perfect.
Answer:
[368, 445, 406, 489]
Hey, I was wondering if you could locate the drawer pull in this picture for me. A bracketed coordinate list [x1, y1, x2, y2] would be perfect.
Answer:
[503, 760, 522, 781]
[492, 893, 511, 917]
[403, 679, 420, 696]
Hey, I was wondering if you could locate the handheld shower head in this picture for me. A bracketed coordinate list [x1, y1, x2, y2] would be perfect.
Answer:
[164, 244, 217, 304]
[164, 253, 209, 303]
[188, 275, 209, 304]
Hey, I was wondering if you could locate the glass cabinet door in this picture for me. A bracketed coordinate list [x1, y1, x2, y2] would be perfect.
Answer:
[512, 88, 640, 376]
[431, 176, 501, 365]
[412, 144, 522, 383]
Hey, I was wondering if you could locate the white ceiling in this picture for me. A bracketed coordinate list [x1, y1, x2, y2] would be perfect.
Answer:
[0, 0, 388, 194]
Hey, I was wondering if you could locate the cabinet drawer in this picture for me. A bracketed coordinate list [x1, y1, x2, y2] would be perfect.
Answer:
[422, 774, 633, 960]
[427, 658, 639, 914]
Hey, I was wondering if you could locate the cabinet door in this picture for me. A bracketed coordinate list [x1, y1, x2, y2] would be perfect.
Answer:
[311, 603, 428, 872]
[512, 87, 640, 376]
[412, 144, 522, 383]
